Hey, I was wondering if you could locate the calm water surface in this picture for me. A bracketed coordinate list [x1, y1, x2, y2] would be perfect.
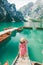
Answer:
[0, 21, 43, 65]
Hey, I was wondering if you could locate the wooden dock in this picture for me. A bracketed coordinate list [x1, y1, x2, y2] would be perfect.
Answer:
[15, 56, 31, 65]
[12, 52, 42, 65]
[12, 54, 31, 65]
[12, 55, 42, 65]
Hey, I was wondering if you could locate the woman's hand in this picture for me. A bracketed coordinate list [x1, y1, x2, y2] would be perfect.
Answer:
[25, 40, 28, 43]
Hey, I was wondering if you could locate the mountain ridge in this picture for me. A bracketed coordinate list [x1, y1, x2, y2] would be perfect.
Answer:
[19, 0, 43, 20]
[19, 2, 34, 17]
[0, 0, 24, 22]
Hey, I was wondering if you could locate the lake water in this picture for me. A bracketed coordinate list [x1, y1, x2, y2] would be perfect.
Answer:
[0, 21, 43, 65]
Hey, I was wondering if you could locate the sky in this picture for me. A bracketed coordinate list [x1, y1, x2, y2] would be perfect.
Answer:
[7, 0, 37, 10]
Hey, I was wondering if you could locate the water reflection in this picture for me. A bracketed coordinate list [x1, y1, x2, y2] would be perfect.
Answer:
[0, 21, 24, 31]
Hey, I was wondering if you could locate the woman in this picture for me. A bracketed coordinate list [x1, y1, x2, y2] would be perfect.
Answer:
[19, 38, 28, 58]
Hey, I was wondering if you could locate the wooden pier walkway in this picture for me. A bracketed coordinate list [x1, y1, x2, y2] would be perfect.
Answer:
[12, 54, 31, 65]
[15, 57, 31, 65]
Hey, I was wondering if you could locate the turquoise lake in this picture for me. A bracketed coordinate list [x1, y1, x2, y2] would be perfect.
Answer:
[0, 21, 43, 65]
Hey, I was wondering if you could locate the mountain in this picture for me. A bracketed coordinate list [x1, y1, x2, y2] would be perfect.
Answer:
[31, 0, 43, 19]
[0, 0, 24, 22]
[19, 0, 43, 21]
[19, 2, 34, 17]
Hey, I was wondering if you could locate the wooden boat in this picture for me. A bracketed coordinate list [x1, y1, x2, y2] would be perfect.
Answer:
[31, 61, 42, 65]
[0, 27, 21, 42]
[12, 53, 31, 65]
[0, 32, 11, 42]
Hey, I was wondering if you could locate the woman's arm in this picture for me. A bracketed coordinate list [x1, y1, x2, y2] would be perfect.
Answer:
[25, 40, 28, 44]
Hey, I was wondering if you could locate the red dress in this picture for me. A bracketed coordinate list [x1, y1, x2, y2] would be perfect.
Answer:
[19, 42, 27, 57]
